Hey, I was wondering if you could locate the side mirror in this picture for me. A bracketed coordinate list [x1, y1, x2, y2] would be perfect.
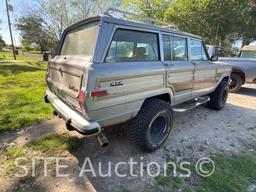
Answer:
[210, 55, 218, 61]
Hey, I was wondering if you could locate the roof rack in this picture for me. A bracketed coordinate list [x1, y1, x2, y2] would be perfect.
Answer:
[102, 8, 179, 31]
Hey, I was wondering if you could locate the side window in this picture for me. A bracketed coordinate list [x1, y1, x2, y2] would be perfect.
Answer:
[190, 39, 208, 61]
[163, 35, 171, 61]
[105, 29, 159, 62]
[171, 36, 188, 61]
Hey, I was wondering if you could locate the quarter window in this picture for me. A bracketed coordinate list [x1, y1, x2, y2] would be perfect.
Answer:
[105, 29, 160, 62]
[190, 39, 208, 61]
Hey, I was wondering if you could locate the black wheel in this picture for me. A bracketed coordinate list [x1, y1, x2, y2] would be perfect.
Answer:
[229, 73, 242, 93]
[127, 98, 173, 152]
[207, 80, 229, 110]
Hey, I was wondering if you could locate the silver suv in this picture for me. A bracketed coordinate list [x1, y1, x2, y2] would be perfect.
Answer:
[45, 9, 231, 151]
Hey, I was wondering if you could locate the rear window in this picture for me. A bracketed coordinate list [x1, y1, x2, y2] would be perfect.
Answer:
[60, 22, 99, 56]
[105, 29, 160, 62]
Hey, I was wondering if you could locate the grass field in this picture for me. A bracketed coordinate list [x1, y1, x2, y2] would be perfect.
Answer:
[25, 50, 42, 54]
[0, 51, 52, 132]
[0, 50, 39, 61]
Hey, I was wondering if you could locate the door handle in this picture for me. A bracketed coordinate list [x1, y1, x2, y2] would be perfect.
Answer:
[164, 63, 174, 67]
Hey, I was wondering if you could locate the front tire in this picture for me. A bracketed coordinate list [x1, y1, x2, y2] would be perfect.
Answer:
[207, 80, 229, 110]
[127, 98, 173, 152]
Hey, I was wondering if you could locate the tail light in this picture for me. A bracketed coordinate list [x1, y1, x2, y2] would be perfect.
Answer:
[78, 90, 88, 116]
[78, 89, 109, 117]
[90, 90, 109, 97]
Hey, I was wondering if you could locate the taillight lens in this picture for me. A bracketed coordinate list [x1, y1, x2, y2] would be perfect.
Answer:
[91, 90, 109, 97]
[78, 90, 87, 116]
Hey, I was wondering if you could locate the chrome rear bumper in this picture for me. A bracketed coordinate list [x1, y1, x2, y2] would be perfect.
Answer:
[45, 90, 101, 136]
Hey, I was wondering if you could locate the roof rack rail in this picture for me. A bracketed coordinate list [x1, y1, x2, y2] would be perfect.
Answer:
[102, 8, 179, 31]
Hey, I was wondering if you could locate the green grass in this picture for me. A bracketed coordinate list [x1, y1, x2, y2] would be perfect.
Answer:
[0, 51, 40, 62]
[25, 50, 42, 54]
[155, 175, 170, 186]
[197, 155, 256, 192]
[153, 153, 256, 192]
[0, 51, 52, 132]
[27, 133, 84, 155]
[172, 177, 182, 190]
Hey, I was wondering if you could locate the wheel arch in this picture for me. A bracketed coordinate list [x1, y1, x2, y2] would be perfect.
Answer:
[143, 89, 174, 105]
[232, 67, 246, 84]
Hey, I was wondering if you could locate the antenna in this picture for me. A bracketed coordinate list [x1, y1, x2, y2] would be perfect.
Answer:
[102, 8, 179, 31]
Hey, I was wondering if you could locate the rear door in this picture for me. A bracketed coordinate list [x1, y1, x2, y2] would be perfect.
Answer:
[189, 38, 217, 97]
[46, 21, 99, 113]
[162, 34, 195, 105]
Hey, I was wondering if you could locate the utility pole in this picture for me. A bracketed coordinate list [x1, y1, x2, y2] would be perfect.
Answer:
[5, 0, 16, 60]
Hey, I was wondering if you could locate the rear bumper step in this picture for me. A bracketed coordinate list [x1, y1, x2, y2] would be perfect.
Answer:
[45, 90, 101, 136]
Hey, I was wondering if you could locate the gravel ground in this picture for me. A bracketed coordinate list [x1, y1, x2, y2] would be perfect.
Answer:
[1, 84, 255, 192]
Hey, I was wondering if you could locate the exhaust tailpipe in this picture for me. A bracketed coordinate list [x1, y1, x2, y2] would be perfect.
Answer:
[53, 110, 58, 116]
[97, 132, 109, 147]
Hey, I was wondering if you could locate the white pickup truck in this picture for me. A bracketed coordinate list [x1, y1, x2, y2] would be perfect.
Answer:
[208, 45, 256, 92]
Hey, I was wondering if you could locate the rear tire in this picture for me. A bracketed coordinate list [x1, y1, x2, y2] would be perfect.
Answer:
[207, 80, 229, 110]
[127, 98, 173, 152]
[229, 73, 242, 93]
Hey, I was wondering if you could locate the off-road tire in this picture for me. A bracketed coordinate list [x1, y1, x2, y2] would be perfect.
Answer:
[207, 80, 229, 110]
[127, 98, 173, 152]
[229, 73, 242, 93]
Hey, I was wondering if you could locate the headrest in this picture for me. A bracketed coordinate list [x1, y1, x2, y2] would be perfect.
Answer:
[135, 47, 146, 55]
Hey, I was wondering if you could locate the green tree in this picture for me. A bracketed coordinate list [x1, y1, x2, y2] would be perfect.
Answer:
[0, 34, 6, 51]
[123, 0, 169, 20]
[239, 0, 256, 46]
[124, 0, 256, 49]
[16, 16, 50, 53]
[22, 0, 121, 41]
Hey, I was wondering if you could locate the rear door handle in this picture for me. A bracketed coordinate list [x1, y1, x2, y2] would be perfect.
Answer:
[164, 63, 174, 67]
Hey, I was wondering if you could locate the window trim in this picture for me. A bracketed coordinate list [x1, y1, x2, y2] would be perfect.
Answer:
[104, 27, 161, 63]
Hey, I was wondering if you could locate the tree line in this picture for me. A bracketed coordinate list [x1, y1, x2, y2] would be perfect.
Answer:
[0, 35, 6, 51]
[16, 0, 120, 53]
[124, 0, 256, 52]
[16, 0, 256, 53]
